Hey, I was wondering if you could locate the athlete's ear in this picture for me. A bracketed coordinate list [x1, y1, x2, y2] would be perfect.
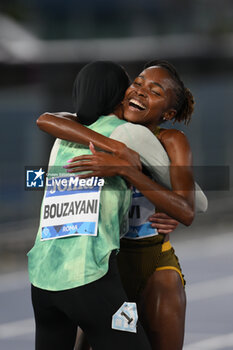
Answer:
[164, 109, 177, 121]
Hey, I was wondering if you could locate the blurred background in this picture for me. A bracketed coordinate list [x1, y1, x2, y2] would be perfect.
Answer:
[0, 1, 232, 349]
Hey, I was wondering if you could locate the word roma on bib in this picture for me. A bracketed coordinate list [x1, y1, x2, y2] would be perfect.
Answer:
[40, 176, 104, 241]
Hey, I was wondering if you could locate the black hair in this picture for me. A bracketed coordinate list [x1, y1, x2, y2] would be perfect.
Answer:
[72, 61, 130, 125]
[144, 60, 195, 125]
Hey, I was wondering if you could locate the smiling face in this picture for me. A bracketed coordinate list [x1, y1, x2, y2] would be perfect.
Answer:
[122, 66, 177, 131]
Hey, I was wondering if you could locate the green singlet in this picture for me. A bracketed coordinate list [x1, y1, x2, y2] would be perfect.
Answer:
[28, 115, 131, 291]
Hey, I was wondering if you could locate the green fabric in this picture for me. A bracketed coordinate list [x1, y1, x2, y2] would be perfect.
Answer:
[28, 115, 131, 291]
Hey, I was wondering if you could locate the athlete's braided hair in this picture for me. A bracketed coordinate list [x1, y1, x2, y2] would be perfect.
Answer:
[144, 60, 195, 125]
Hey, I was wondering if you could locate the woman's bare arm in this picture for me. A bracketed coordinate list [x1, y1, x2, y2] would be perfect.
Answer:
[127, 129, 195, 225]
[65, 133, 195, 226]
[37, 112, 142, 168]
[38, 113, 178, 231]
[126, 130, 195, 225]
[37, 112, 120, 152]
[38, 113, 195, 225]
[158, 128, 195, 210]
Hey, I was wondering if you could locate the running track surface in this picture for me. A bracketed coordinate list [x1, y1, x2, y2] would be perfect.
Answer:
[0, 227, 233, 350]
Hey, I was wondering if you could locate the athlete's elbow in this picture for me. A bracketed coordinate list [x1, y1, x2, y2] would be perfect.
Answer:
[183, 208, 195, 226]
[36, 113, 49, 130]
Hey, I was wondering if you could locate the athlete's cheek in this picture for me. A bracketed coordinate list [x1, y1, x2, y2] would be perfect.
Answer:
[125, 85, 137, 97]
[124, 86, 132, 95]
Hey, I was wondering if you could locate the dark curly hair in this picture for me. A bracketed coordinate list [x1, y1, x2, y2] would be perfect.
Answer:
[144, 60, 195, 125]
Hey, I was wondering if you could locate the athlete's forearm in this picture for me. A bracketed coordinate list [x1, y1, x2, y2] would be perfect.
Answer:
[119, 166, 194, 226]
[65, 147, 194, 225]
[37, 112, 125, 155]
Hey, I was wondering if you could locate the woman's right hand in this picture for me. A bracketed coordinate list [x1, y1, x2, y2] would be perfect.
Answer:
[63, 142, 142, 178]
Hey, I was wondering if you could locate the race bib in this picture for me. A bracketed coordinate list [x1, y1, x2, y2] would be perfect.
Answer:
[124, 187, 158, 240]
[41, 176, 103, 240]
[112, 302, 138, 333]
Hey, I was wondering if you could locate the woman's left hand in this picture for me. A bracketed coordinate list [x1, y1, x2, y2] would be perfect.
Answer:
[148, 212, 179, 234]
[64, 142, 141, 178]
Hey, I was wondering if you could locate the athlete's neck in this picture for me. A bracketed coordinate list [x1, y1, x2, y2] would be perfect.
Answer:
[113, 104, 124, 120]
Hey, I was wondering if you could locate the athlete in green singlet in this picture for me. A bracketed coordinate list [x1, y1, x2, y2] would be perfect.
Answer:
[38, 60, 207, 350]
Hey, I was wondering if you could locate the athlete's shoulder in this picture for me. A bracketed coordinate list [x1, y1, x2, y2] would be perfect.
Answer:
[159, 128, 186, 140]
[158, 128, 192, 164]
[158, 128, 189, 148]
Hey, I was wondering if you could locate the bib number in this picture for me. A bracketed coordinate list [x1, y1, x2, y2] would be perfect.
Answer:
[112, 302, 138, 333]
[124, 187, 158, 240]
